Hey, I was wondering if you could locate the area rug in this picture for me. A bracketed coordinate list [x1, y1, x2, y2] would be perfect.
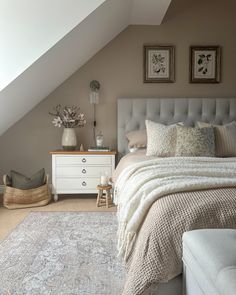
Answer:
[0, 212, 125, 295]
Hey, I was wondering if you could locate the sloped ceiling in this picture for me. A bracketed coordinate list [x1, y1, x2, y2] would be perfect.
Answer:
[0, 0, 106, 91]
[0, 0, 171, 136]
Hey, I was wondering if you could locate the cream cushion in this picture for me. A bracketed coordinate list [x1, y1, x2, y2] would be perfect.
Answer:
[126, 129, 147, 148]
[145, 120, 177, 157]
[197, 121, 236, 157]
[175, 125, 215, 157]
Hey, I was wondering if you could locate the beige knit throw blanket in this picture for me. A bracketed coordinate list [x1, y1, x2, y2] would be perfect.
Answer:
[114, 157, 236, 260]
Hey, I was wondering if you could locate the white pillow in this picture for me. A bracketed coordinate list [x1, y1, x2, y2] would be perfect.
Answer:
[145, 120, 177, 157]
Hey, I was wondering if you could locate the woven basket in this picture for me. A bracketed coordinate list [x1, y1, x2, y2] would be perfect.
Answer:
[3, 175, 51, 209]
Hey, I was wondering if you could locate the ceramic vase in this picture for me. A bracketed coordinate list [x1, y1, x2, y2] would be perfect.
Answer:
[62, 128, 77, 150]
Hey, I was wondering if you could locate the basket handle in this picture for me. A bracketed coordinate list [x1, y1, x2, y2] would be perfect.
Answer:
[45, 174, 49, 184]
[3, 175, 7, 186]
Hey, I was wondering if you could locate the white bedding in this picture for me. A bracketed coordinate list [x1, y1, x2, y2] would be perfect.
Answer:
[112, 150, 151, 183]
[114, 156, 236, 260]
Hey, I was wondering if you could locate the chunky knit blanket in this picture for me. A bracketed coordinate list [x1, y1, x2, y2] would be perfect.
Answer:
[114, 157, 236, 259]
[114, 157, 236, 294]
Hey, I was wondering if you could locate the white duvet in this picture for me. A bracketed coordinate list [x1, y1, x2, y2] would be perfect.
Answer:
[114, 156, 236, 259]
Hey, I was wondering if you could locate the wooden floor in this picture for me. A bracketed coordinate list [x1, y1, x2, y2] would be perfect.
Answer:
[0, 194, 116, 241]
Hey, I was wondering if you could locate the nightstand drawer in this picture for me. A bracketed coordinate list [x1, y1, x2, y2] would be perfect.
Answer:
[56, 156, 111, 166]
[56, 177, 99, 190]
[56, 166, 112, 177]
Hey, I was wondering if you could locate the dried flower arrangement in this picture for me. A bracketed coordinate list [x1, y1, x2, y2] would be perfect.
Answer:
[49, 105, 86, 128]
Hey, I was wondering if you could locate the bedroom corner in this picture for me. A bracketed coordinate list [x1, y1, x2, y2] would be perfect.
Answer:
[0, 0, 236, 294]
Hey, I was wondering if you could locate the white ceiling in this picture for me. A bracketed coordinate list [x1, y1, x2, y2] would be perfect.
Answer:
[0, 0, 172, 136]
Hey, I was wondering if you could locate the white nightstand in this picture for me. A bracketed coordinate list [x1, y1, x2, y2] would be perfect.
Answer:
[50, 151, 116, 201]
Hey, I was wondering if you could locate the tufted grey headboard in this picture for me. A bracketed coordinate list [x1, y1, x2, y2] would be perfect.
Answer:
[117, 98, 236, 157]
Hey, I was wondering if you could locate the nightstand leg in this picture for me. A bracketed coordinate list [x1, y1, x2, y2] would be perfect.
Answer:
[53, 194, 58, 202]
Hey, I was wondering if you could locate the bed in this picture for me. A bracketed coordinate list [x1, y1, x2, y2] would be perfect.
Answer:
[114, 98, 236, 295]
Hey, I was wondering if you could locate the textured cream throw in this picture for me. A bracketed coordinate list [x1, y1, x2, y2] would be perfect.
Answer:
[114, 157, 236, 260]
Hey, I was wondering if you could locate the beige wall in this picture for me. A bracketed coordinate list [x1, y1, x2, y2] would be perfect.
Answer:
[1, 0, 236, 182]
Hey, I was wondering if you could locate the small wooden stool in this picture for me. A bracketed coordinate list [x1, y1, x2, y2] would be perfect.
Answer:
[96, 184, 112, 208]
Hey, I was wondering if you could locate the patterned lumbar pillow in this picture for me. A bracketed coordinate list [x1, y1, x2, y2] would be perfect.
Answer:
[10, 169, 45, 190]
[197, 121, 236, 157]
[145, 120, 177, 157]
[175, 125, 215, 157]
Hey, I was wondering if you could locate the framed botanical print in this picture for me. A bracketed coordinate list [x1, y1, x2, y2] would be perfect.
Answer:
[143, 45, 175, 83]
[190, 46, 221, 83]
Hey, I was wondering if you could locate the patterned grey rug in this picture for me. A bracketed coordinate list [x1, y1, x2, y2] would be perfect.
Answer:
[0, 212, 125, 295]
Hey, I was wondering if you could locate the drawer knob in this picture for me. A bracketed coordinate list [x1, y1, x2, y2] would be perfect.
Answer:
[82, 181, 87, 186]
[82, 158, 86, 163]
[82, 169, 86, 174]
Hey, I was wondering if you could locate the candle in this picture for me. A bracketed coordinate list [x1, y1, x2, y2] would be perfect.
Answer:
[96, 132, 104, 147]
[96, 137, 103, 147]
[100, 174, 108, 186]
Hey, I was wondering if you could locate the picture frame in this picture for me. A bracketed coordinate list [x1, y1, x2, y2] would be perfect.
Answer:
[189, 46, 221, 83]
[143, 45, 175, 83]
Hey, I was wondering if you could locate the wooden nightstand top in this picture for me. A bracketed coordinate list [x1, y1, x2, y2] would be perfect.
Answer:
[50, 150, 117, 155]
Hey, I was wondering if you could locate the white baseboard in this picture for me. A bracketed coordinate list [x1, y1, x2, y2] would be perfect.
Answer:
[0, 185, 4, 194]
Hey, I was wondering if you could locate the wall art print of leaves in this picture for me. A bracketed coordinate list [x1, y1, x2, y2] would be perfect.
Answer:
[197, 53, 212, 75]
[190, 46, 220, 83]
[144, 45, 175, 83]
[152, 53, 166, 75]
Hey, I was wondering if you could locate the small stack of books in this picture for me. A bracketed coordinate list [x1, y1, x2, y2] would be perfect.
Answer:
[88, 146, 110, 152]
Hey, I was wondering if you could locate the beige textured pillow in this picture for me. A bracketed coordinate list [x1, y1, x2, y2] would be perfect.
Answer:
[126, 129, 147, 148]
[145, 120, 177, 157]
[197, 121, 236, 157]
[175, 125, 215, 157]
